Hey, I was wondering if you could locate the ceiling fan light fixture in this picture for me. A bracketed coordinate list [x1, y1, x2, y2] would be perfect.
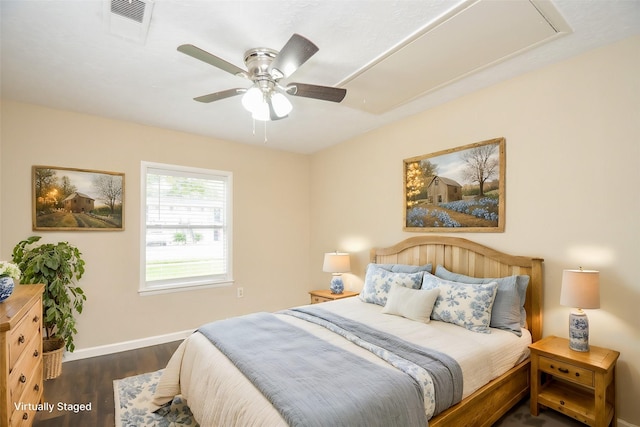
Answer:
[241, 86, 264, 113]
[242, 86, 292, 121]
[251, 100, 270, 122]
[271, 92, 293, 117]
[178, 34, 345, 125]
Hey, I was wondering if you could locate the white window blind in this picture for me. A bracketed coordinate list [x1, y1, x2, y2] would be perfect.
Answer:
[140, 162, 232, 294]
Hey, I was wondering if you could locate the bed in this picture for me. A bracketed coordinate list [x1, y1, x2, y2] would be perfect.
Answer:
[152, 236, 544, 427]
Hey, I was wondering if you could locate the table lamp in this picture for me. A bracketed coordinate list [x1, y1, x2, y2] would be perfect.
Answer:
[560, 268, 600, 352]
[322, 252, 350, 294]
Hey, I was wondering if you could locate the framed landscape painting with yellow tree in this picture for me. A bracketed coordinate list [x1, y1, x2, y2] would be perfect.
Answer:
[403, 137, 505, 232]
[32, 165, 124, 231]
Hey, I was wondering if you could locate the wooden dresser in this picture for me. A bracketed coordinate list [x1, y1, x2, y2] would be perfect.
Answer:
[1, 284, 44, 427]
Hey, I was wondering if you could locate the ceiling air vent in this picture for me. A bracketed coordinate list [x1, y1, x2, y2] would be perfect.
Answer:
[111, 0, 146, 23]
[104, 0, 154, 43]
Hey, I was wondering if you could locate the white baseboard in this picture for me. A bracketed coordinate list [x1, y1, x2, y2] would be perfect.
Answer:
[618, 420, 639, 427]
[62, 329, 194, 362]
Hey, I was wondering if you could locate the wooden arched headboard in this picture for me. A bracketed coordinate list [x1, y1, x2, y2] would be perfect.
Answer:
[370, 236, 544, 343]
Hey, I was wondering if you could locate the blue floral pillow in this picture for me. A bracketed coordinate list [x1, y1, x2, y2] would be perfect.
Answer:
[421, 273, 498, 333]
[359, 265, 424, 306]
[434, 265, 529, 336]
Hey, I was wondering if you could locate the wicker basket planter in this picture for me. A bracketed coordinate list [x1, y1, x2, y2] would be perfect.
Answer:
[43, 338, 65, 380]
[13, 237, 86, 377]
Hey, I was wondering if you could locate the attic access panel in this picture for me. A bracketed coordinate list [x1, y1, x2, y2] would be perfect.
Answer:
[341, 0, 571, 114]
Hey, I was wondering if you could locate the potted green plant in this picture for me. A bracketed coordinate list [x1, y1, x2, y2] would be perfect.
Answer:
[12, 236, 86, 379]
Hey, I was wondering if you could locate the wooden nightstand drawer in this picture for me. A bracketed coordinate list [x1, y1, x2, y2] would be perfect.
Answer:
[309, 290, 359, 304]
[311, 295, 332, 304]
[538, 355, 594, 387]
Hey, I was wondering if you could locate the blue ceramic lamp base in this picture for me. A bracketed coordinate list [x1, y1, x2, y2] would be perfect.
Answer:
[569, 309, 590, 352]
[330, 275, 344, 294]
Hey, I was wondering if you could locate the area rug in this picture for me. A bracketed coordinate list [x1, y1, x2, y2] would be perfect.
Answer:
[114, 369, 199, 427]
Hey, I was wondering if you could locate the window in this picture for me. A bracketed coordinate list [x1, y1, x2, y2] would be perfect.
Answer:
[140, 162, 232, 294]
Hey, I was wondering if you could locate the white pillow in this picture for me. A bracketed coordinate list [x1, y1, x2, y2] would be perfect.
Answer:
[382, 284, 440, 323]
[422, 273, 498, 333]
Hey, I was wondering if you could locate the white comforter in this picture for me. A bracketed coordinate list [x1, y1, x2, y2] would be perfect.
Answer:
[152, 298, 531, 426]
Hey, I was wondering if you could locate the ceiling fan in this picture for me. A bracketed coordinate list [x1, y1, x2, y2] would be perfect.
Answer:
[178, 34, 347, 121]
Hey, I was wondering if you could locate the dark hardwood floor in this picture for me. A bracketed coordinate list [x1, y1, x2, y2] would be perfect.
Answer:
[33, 340, 182, 427]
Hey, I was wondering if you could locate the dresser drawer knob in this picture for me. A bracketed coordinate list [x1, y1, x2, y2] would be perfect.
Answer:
[18, 334, 25, 344]
[19, 374, 27, 383]
[560, 400, 565, 406]
[32, 315, 40, 323]
[34, 384, 40, 392]
[558, 367, 569, 374]
[33, 349, 39, 357]
[22, 413, 29, 420]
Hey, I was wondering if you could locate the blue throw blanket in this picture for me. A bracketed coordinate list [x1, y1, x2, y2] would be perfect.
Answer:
[285, 306, 463, 416]
[198, 312, 427, 427]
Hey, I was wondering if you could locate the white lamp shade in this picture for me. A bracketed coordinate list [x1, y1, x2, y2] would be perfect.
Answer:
[242, 87, 293, 121]
[322, 253, 351, 274]
[241, 86, 263, 112]
[560, 269, 600, 309]
[271, 92, 292, 117]
[251, 102, 270, 121]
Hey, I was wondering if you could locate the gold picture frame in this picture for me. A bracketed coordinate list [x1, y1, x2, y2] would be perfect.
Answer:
[32, 165, 125, 231]
[403, 137, 505, 232]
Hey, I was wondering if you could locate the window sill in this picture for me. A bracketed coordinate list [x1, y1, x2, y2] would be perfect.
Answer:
[139, 280, 234, 296]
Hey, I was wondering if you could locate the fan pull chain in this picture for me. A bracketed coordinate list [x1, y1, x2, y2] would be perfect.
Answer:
[263, 120, 268, 143]
[250, 117, 268, 143]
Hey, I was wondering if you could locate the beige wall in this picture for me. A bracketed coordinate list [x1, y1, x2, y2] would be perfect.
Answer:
[0, 101, 311, 348]
[310, 35, 640, 425]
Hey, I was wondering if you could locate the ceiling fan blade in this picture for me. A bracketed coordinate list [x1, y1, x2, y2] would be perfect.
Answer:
[286, 83, 347, 103]
[194, 88, 246, 103]
[269, 34, 319, 79]
[178, 44, 248, 78]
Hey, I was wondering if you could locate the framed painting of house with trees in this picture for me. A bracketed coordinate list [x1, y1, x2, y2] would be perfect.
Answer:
[403, 137, 505, 232]
[32, 165, 124, 231]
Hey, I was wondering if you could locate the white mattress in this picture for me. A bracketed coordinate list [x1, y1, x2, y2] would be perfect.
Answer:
[153, 297, 531, 426]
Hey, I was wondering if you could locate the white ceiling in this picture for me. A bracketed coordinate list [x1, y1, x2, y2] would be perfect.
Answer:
[1, 0, 639, 154]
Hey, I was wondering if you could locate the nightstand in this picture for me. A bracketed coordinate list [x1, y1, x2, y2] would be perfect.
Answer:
[529, 335, 619, 427]
[309, 289, 359, 304]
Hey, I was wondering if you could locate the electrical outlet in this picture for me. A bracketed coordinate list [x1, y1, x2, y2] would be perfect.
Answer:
[237, 287, 244, 298]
